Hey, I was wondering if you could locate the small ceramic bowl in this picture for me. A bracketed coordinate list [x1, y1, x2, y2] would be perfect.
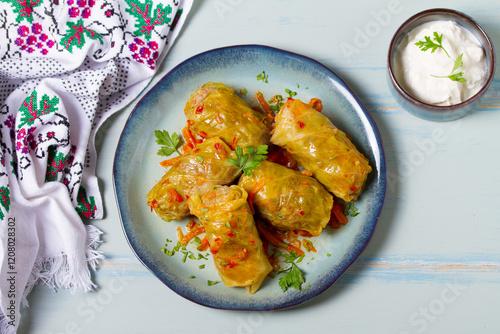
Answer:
[387, 8, 495, 122]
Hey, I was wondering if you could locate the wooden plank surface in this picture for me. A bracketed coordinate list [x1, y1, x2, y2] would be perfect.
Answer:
[19, 0, 500, 333]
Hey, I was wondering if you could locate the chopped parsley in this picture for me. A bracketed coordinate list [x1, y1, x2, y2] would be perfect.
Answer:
[257, 71, 269, 83]
[268, 94, 284, 113]
[285, 88, 297, 98]
[161, 247, 175, 256]
[207, 280, 220, 286]
[344, 202, 360, 217]
[181, 251, 189, 263]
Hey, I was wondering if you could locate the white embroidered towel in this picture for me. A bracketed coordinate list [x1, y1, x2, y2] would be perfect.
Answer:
[0, 0, 193, 332]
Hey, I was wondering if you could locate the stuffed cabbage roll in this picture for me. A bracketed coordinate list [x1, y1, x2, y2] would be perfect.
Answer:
[271, 99, 372, 202]
[238, 161, 333, 236]
[188, 185, 272, 294]
[147, 137, 239, 221]
[184, 82, 272, 149]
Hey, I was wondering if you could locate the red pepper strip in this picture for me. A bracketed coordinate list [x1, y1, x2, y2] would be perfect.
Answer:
[195, 103, 204, 114]
[167, 188, 184, 203]
[230, 136, 238, 150]
[148, 199, 157, 212]
[214, 142, 226, 158]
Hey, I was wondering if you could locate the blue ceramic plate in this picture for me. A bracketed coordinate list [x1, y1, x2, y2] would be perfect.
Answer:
[113, 45, 386, 310]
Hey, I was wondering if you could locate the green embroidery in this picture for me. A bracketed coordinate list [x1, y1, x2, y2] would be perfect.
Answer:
[76, 186, 97, 219]
[18, 90, 59, 128]
[125, 0, 172, 41]
[170, 8, 183, 31]
[0, 187, 11, 220]
[1, 0, 42, 23]
[10, 161, 18, 179]
[61, 19, 103, 53]
[45, 146, 68, 182]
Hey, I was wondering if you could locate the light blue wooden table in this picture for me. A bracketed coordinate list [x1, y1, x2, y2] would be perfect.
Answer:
[19, 0, 500, 333]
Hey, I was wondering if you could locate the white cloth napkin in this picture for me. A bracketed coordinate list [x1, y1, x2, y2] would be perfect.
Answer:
[0, 0, 192, 332]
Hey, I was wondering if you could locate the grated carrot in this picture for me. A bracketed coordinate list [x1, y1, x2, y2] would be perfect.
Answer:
[332, 200, 348, 225]
[300, 170, 313, 177]
[256, 222, 305, 256]
[215, 112, 224, 124]
[247, 180, 266, 214]
[159, 155, 183, 167]
[198, 236, 210, 251]
[177, 222, 206, 246]
[242, 113, 261, 125]
[182, 125, 197, 147]
[256, 91, 271, 113]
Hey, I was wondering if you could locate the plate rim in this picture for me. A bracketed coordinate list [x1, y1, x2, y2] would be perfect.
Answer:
[113, 44, 387, 311]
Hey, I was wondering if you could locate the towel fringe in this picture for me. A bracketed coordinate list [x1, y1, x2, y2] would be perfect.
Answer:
[0, 226, 103, 333]
[19, 224, 104, 308]
[0, 309, 16, 334]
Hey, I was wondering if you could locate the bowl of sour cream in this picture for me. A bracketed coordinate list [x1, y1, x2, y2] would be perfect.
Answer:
[388, 8, 495, 121]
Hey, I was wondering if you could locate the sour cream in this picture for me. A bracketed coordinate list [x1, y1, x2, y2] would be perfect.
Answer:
[394, 21, 486, 106]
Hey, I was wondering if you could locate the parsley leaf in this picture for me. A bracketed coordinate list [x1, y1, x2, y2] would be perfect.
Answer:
[154, 130, 181, 156]
[278, 263, 305, 292]
[451, 53, 464, 73]
[430, 53, 466, 83]
[415, 32, 450, 57]
[415, 32, 466, 83]
[257, 71, 269, 83]
[448, 71, 466, 83]
[227, 145, 268, 177]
